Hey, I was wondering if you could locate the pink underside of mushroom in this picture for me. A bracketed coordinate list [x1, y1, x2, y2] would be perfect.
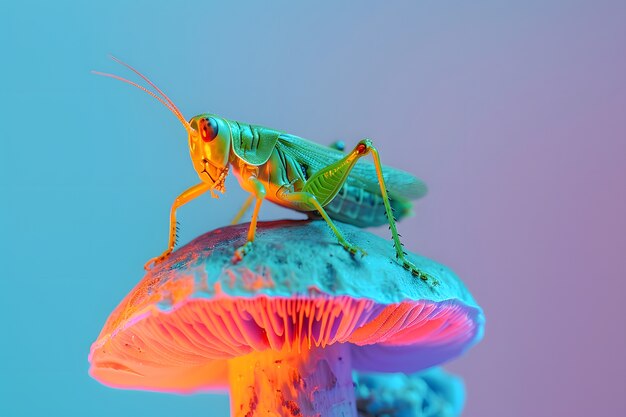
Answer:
[90, 295, 475, 394]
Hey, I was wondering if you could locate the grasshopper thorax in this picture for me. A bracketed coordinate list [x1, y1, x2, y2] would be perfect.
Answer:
[188, 114, 232, 195]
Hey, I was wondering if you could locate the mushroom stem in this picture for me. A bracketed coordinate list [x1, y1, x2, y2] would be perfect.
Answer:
[228, 342, 356, 417]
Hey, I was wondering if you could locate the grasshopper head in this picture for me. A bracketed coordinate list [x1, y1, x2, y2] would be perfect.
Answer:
[92, 58, 231, 196]
[188, 114, 232, 195]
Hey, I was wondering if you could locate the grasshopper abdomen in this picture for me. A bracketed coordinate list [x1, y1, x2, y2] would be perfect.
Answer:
[321, 184, 412, 228]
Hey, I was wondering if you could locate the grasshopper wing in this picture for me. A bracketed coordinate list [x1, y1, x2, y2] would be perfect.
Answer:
[277, 134, 427, 202]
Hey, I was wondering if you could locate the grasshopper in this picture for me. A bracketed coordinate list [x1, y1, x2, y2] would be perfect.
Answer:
[95, 57, 433, 283]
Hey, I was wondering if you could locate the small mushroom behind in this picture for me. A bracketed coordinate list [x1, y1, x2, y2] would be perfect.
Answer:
[355, 367, 465, 417]
[89, 220, 484, 417]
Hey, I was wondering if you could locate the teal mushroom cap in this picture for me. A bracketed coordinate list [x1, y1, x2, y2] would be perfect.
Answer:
[89, 220, 484, 394]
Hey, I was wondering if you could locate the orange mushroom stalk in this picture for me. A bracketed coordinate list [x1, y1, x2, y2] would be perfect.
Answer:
[229, 342, 354, 416]
[89, 220, 484, 417]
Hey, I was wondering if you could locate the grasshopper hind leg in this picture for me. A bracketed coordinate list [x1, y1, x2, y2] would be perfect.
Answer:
[302, 139, 436, 285]
[279, 139, 435, 285]
[277, 190, 367, 257]
[365, 142, 438, 285]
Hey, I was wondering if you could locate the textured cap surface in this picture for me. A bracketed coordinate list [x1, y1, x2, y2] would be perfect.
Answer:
[89, 220, 484, 393]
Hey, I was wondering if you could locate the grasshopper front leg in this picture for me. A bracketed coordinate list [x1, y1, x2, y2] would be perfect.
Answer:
[144, 182, 211, 270]
[230, 195, 255, 225]
[232, 176, 266, 262]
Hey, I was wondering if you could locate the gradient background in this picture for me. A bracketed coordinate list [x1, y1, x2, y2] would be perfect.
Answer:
[1, 1, 624, 416]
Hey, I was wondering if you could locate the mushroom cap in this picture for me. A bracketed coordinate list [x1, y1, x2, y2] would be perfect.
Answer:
[89, 220, 484, 393]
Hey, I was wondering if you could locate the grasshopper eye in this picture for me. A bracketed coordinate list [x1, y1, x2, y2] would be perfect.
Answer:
[199, 117, 219, 142]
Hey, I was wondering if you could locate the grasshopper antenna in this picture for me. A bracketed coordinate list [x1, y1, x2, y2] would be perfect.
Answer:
[108, 56, 184, 122]
[92, 57, 195, 136]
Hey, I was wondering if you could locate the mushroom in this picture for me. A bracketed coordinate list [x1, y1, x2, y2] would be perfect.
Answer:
[355, 367, 465, 417]
[89, 220, 484, 417]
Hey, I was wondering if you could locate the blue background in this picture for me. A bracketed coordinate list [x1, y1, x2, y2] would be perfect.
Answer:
[1, 1, 624, 416]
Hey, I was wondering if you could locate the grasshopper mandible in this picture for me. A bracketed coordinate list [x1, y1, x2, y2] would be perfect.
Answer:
[95, 57, 433, 283]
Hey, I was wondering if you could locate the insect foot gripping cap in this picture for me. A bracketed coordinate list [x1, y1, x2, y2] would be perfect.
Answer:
[88, 220, 484, 417]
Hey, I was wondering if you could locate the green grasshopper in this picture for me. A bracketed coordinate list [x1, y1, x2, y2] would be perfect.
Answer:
[95, 57, 433, 283]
